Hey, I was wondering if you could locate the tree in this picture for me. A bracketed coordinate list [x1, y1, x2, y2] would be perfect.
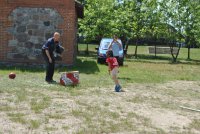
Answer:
[193, 4, 200, 47]
[79, 0, 119, 43]
[78, 0, 200, 61]
[159, 0, 185, 62]
[120, 0, 148, 58]
[159, 0, 200, 61]
[78, 0, 116, 54]
[145, 0, 161, 57]
[181, 0, 200, 59]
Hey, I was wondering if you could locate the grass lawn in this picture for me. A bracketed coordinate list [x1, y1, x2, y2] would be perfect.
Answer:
[0, 44, 200, 133]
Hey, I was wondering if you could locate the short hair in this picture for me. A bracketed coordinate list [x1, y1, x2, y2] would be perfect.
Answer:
[54, 32, 60, 37]
[106, 50, 113, 57]
[113, 35, 118, 38]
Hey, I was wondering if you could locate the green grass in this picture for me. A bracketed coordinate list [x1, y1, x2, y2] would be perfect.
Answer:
[15, 89, 28, 102]
[47, 113, 65, 119]
[126, 95, 146, 103]
[0, 105, 13, 112]
[78, 43, 200, 60]
[0, 45, 199, 92]
[29, 119, 41, 129]
[189, 119, 200, 131]
[126, 45, 200, 61]
[76, 44, 200, 85]
[30, 96, 51, 114]
[62, 126, 69, 131]
[7, 113, 27, 124]
[0, 44, 200, 133]
[45, 127, 57, 131]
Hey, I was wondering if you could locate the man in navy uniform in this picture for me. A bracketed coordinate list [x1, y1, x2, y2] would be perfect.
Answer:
[42, 32, 64, 83]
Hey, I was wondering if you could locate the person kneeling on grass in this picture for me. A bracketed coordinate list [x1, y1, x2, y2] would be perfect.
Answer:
[106, 50, 124, 92]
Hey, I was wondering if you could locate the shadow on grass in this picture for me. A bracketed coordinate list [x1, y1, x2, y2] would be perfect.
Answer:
[0, 56, 100, 74]
[58, 58, 100, 74]
[126, 54, 171, 61]
[78, 50, 97, 58]
[0, 60, 100, 74]
[0, 65, 44, 72]
[118, 77, 132, 81]
[169, 60, 200, 66]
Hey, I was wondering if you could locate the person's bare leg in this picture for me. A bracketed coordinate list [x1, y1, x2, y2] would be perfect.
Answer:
[112, 75, 119, 85]
[112, 74, 124, 92]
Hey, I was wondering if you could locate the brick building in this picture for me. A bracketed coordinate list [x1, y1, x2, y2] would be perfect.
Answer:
[0, 0, 83, 66]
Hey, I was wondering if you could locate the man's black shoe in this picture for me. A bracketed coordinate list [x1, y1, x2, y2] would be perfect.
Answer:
[46, 80, 52, 83]
[46, 79, 57, 84]
[50, 80, 57, 83]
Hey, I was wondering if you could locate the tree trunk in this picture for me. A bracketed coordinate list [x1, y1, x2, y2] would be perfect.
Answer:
[85, 43, 89, 55]
[169, 45, 176, 62]
[134, 39, 138, 59]
[174, 44, 181, 62]
[77, 42, 79, 54]
[169, 41, 180, 63]
[187, 46, 191, 60]
[124, 38, 130, 55]
[185, 36, 190, 60]
[170, 43, 181, 63]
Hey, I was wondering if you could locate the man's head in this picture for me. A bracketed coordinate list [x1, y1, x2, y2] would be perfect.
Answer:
[113, 35, 118, 41]
[53, 32, 60, 43]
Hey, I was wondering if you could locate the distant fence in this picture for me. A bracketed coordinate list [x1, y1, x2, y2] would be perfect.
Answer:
[149, 47, 178, 54]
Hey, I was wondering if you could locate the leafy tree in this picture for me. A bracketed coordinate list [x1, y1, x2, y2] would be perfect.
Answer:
[78, 0, 200, 61]
[120, 0, 148, 58]
[144, 0, 161, 57]
[159, 0, 186, 62]
[79, 0, 118, 43]
[181, 0, 200, 59]
[193, 3, 200, 46]
[78, 0, 116, 54]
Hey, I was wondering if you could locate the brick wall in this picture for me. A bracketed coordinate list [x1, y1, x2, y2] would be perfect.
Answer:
[0, 0, 79, 66]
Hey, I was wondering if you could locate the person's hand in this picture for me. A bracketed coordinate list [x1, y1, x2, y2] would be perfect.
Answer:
[49, 58, 52, 63]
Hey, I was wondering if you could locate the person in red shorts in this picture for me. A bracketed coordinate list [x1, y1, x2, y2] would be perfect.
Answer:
[106, 50, 124, 92]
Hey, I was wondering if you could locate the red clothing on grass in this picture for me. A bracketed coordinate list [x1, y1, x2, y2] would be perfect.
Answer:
[106, 57, 119, 70]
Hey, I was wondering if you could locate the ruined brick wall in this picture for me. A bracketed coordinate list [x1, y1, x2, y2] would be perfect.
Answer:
[0, 0, 77, 65]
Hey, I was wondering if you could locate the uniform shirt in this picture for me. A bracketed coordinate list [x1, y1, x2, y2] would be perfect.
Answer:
[42, 37, 60, 58]
[106, 57, 119, 70]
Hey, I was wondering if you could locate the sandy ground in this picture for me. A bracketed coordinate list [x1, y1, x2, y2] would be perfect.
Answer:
[0, 81, 200, 134]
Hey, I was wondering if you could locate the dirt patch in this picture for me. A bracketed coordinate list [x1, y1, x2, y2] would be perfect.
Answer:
[0, 81, 200, 133]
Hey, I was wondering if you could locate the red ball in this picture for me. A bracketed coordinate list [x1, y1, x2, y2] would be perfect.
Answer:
[9, 72, 16, 79]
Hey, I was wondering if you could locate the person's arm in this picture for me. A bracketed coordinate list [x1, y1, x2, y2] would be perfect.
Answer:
[106, 58, 111, 75]
[56, 44, 64, 53]
[108, 40, 114, 50]
[55, 44, 65, 58]
[43, 40, 53, 63]
[45, 49, 52, 63]
[108, 43, 112, 50]
[107, 62, 111, 75]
